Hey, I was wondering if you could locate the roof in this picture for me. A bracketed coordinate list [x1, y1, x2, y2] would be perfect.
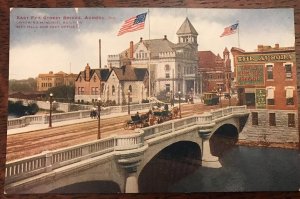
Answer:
[198, 51, 224, 71]
[94, 69, 110, 81]
[120, 38, 176, 59]
[176, 17, 198, 35]
[76, 68, 110, 81]
[112, 65, 148, 81]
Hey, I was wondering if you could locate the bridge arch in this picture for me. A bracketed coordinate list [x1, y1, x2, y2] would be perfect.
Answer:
[210, 116, 240, 138]
[138, 141, 202, 192]
[137, 128, 203, 178]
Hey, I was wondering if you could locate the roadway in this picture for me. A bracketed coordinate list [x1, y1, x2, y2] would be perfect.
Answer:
[6, 99, 235, 161]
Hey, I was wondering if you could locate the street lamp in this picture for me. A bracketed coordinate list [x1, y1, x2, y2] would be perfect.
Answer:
[49, 93, 54, 128]
[127, 89, 131, 115]
[97, 97, 101, 139]
[218, 88, 222, 108]
[178, 91, 182, 118]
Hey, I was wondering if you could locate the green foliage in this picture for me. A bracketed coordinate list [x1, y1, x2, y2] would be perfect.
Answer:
[8, 100, 39, 116]
[46, 85, 75, 102]
[9, 78, 37, 92]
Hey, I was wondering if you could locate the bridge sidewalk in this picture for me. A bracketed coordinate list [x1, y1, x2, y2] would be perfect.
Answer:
[7, 109, 150, 135]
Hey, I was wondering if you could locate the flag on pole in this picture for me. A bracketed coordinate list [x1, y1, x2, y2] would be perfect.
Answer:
[220, 23, 239, 37]
[117, 12, 147, 36]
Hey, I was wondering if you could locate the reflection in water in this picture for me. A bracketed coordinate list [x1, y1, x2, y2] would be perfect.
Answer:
[169, 146, 300, 192]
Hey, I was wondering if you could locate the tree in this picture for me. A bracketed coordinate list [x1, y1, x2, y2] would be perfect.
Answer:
[46, 85, 75, 102]
[8, 100, 39, 116]
[9, 78, 37, 92]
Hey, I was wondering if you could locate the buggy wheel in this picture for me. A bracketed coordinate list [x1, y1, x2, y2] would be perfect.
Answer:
[124, 122, 130, 130]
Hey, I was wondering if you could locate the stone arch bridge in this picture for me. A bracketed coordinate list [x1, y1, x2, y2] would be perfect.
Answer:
[5, 106, 249, 194]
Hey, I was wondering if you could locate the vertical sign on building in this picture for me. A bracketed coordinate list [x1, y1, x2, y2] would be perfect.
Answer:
[255, 89, 266, 109]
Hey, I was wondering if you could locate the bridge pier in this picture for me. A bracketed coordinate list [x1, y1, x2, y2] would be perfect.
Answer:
[199, 129, 222, 168]
[125, 172, 139, 193]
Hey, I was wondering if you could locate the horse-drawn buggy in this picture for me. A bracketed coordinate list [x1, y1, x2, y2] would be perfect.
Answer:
[123, 104, 180, 130]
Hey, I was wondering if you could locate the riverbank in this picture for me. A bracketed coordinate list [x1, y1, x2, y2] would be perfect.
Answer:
[237, 140, 299, 150]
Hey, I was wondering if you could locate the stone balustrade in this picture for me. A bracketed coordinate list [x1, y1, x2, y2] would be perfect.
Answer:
[8, 103, 154, 130]
[5, 106, 248, 185]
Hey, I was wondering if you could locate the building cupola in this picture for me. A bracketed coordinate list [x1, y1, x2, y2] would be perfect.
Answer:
[176, 17, 198, 49]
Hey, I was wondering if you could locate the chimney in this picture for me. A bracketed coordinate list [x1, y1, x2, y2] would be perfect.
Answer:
[122, 65, 126, 75]
[164, 35, 167, 40]
[257, 45, 263, 52]
[130, 41, 134, 59]
[275, 43, 279, 49]
[140, 37, 143, 42]
[85, 63, 90, 80]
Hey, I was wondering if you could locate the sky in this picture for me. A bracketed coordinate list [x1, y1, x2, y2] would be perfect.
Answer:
[9, 8, 295, 80]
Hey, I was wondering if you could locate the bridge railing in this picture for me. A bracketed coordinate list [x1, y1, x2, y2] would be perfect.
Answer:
[5, 105, 248, 184]
[5, 137, 116, 184]
[114, 131, 144, 151]
[5, 153, 47, 184]
[210, 106, 247, 120]
[8, 103, 154, 130]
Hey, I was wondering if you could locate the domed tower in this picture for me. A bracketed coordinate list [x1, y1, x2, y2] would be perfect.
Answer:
[176, 17, 198, 50]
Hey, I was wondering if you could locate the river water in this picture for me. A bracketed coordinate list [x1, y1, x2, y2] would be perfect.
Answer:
[168, 146, 300, 192]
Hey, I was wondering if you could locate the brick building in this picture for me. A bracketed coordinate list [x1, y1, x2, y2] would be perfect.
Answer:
[74, 63, 148, 104]
[36, 71, 77, 92]
[231, 44, 298, 143]
[198, 48, 232, 94]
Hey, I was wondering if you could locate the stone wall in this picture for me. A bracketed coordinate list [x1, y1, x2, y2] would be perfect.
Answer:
[240, 109, 299, 143]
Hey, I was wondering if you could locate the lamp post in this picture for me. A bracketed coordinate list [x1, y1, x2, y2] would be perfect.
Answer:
[218, 88, 222, 108]
[178, 91, 182, 118]
[127, 90, 131, 115]
[97, 97, 101, 139]
[49, 93, 53, 128]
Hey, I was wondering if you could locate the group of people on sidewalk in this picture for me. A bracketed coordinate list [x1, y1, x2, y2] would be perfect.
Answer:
[90, 108, 99, 119]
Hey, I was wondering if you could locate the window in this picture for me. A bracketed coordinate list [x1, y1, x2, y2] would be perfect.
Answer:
[269, 113, 276, 126]
[285, 64, 292, 79]
[165, 73, 170, 78]
[129, 85, 132, 93]
[286, 88, 294, 105]
[252, 112, 258, 125]
[91, 87, 95, 95]
[112, 85, 115, 95]
[266, 88, 275, 105]
[81, 87, 84, 95]
[93, 75, 97, 82]
[78, 87, 81, 95]
[166, 84, 170, 92]
[266, 65, 273, 79]
[165, 64, 170, 71]
[288, 113, 295, 127]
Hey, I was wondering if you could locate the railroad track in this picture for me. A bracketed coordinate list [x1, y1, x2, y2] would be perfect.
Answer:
[6, 101, 234, 161]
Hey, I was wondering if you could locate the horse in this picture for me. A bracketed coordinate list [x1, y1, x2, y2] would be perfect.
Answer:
[171, 107, 180, 119]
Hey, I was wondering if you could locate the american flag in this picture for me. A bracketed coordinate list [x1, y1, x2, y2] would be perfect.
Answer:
[220, 23, 239, 37]
[117, 12, 147, 36]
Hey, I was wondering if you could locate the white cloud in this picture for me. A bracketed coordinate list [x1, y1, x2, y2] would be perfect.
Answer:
[9, 8, 295, 80]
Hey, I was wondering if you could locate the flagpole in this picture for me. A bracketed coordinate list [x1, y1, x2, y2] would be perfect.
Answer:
[148, 8, 151, 98]
[237, 20, 240, 48]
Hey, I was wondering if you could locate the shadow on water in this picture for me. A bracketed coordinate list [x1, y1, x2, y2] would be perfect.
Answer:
[49, 181, 121, 193]
[139, 141, 202, 193]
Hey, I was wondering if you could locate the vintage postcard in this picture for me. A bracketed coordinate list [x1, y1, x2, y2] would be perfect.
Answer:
[6, 8, 299, 193]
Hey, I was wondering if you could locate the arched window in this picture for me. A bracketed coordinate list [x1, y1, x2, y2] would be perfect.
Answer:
[112, 85, 115, 95]
[129, 85, 132, 93]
